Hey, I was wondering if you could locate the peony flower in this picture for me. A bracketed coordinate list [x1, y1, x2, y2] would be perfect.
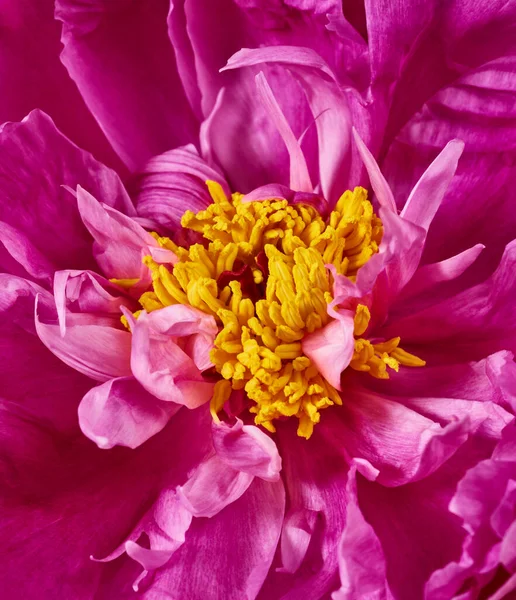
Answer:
[1, 2, 515, 599]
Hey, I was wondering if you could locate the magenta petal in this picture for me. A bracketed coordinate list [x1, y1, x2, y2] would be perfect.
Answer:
[211, 419, 282, 481]
[0, 110, 134, 282]
[332, 466, 394, 600]
[35, 298, 132, 382]
[302, 315, 355, 390]
[135, 144, 229, 239]
[130, 307, 216, 406]
[56, 0, 198, 170]
[78, 376, 179, 450]
[151, 477, 285, 600]
[400, 139, 464, 232]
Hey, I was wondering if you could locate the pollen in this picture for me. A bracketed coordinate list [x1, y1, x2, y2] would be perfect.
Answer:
[124, 181, 425, 439]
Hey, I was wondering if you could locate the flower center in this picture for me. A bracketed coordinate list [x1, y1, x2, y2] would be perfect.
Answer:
[130, 181, 424, 439]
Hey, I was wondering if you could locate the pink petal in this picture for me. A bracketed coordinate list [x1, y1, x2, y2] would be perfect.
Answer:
[135, 144, 229, 240]
[352, 127, 397, 212]
[56, 0, 198, 170]
[0, 110, 133, 283]
[211, 419, 282, 481]
[130, 307, 216, 406]
[78, 376, 179, 450]
[332, 466, 395, 600]
[302, 314, 355, 390]
[35, 297, 132, 382]
[76, 186, 157, 280]
[255, 71, 313, 192]
[400, 139, 464, 232]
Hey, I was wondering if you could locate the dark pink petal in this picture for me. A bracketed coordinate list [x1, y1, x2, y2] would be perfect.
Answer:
[334, 388, 475, 486]
[332, 466, 394, 600]
[0, 0, 122, 171]
[77, 186, 158, 280]
[135, 144, 229, 239]
[36, 298, 132, 382]
[259, 420, 348, 598]
[0, 110, 134, 284]
[130, 307, 217, 406]
[0, 274, 93, 435]
[211, 419, 282, 481]
[148, 477, 285, 600]
[0, 404, 210, 599]
[78, 376, 179, 449]
[56, 0, 198, 171]
[380, 240, 516, 360]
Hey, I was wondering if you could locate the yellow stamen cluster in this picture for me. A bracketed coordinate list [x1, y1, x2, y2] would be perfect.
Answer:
[123, 181, 425, 438]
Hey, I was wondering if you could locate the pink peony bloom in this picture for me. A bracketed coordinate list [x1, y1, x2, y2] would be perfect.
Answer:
[1, 2, 515, 599]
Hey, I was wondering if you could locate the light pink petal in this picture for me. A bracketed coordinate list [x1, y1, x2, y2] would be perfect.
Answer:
[211, 419, 282, 481]
[54, 269, 135, 336]
[401, 139, 464, 232]
[222, 46, 354, 204]
[399, 244, 485, 302]
[78, 376, 179, 450]
[178, 454, 254, 518]
[56, 0, 198, 171]
[130, 308, 216, 406]
[255, 71, 312, 192]
[35, 297, 132, 382]
[332, 466, 395, 600]
[302, 314, 355, 390]
[77, 186, 157, 280]
[352, 127, 397, 212]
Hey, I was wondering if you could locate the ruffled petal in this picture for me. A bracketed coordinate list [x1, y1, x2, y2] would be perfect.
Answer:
[35, 298, 132, 382]
[77, 186, 158, 280]
[0, 110, 134, 284]
[332, 466, 394, 600]
[302, 315, 355, 390]
[78, 376, 179, 449]
[56, 0, 198, 170]
[130, 306, 217, 406]
[211, 419, 282, 482]
[148, 477, 285, 600]
[134, 144, 229, 239]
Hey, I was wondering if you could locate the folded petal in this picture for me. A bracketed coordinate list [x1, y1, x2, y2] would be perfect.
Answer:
[211, 419, 282, 481]
[78, 376, 179, 449]
[36, 298, 132, 382]
[77, 186, 157, 280]
[149, 477, 285, 600]
[135, 145, 229, 240]
[56, 0, 198, 170]
[302, 314, 355, 390]
[130, 307, 217, 406]
[0, 110, 134, 283]
[332, 466, 394, 600]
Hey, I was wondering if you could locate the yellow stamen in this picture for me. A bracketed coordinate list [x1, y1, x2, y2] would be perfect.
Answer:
[130, 181, 424, 438]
